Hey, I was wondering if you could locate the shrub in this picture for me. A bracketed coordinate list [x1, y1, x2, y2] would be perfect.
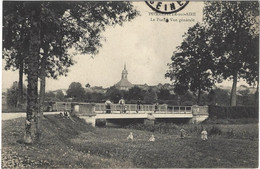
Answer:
[208, 105, 258, 119]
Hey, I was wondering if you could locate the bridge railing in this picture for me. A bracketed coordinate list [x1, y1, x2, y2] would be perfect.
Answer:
[53, 102, 72, 112]
[94, 103, 192, 114]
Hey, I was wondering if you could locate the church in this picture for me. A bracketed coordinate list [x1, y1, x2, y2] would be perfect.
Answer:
[114, 64, 174, 93]
[114, 64, 134, 90]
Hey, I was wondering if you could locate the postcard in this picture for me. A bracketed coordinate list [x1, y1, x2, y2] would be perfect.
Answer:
[2, 1, 259, 168]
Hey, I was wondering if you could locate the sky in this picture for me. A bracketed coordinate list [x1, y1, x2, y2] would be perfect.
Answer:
[1, 2, 249, 91]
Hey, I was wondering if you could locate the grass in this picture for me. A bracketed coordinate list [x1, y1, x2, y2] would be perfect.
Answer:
[2, 115, 259, 168]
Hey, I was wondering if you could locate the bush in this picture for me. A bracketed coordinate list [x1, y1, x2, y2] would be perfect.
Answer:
[208, 126, 222, 135]
[208, 105, 258, 119]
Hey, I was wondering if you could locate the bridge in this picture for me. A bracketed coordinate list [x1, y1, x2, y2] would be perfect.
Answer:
[92, 104, 193, 123]
[62, 102, 209, 127]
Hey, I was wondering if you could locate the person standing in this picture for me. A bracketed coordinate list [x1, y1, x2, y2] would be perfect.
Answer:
[154, 102, 159, 113]
[136, 99, 142, 113]
[105, 99, 112, 114]
[118, 97, 125, 113]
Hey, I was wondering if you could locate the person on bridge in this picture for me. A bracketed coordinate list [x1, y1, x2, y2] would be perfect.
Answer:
[105, 99, 112, 114]
[136, 99, 142, 113]
[118, 97, 125, 113]
[154, 102, 159, 113]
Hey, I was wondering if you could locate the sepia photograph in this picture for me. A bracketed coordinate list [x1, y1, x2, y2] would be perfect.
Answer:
[1, 1, 259, 168]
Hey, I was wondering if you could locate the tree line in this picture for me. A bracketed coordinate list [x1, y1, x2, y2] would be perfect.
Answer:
[5, 81, 256, 110]
[38, 82, 259, 106]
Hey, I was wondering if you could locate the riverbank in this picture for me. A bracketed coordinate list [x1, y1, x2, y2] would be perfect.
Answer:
[2, 115, 258, 168]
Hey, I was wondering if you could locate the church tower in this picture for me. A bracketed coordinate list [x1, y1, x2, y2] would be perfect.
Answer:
[122, 64, 128, 79]
[114, 64, 134, 90]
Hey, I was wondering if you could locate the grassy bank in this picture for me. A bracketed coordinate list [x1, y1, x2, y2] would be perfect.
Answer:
[124, 118, 258, 140]
[2, 115, 258, 168]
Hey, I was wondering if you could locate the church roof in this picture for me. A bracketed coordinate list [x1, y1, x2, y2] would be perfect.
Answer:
[115, 78, 134, 88]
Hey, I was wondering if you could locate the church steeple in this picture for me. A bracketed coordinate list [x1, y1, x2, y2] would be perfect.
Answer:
[115, 63, 133, 90]
[122, 64, 128, 79]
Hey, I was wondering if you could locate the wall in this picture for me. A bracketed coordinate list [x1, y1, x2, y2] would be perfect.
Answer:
[191, 105, 209, 123]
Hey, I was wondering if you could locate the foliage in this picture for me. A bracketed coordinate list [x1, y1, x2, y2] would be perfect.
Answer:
[157, 88, 171, 100]
[143, 88, 158, 104]
[6, 81, 27, 107]
[56, 90, 65, 101]
[45, 91, 56, 101]
[88, 92, 106, 103]
[127, 86, 146, 101]
[166, 23, 216, 104]
[85, 83, 91, 88]
[67, 82, 85, 101]
[210, 87, 230, 106]
[105, 86, 123, 103]
[204, 1, 259, 106]
[208, 105, 258, 119]
[3, 1, 139, 78]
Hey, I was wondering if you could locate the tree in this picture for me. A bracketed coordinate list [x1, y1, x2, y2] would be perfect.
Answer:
[166, 23, 216, 105]
[105, 86, 122, 103]
[214, 88, 230, 106]
[175, 91, 196, 106]
[157, 88, 171, 100]
[3, 1, 138, 143]
[56, 90, 65, 101]
[207, 89, 216, 105]
[204, 1, 259, 106]
[67, 82, 86, 101]
[3, 2, 30, 107]
[127, 86, 145, 101]
[89, 92, 105, 103]
[85, 83, 91, 88]
[6, 82, 19, 107]
[6, 81, 27, 108]
[144, 88, 157, 104]
[45, 91, 57, 101]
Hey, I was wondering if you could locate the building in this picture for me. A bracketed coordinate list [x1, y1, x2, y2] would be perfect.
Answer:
[114, 64, 175, 92]
[114, 64, 134, 90]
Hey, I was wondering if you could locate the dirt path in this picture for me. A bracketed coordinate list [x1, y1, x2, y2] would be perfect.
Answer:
[2, 112, 60, 121]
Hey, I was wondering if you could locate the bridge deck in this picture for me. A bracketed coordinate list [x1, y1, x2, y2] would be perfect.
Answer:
[95, 112, 193, 119]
